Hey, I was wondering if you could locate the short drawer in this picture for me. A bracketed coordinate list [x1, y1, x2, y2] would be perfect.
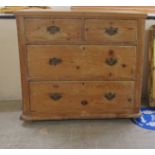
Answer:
[27, 45, 136, 80]
[30, 81, 135, 115]
[85, 19, 137, 43]
[24, 18, 82, 43]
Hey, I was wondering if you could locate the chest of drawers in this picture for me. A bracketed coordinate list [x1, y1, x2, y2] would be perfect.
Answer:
[16, 10, 146, 120]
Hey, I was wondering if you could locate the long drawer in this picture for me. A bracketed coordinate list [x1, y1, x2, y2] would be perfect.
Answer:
[85, 19, 137, 43]
[27, 45, 136, 80]
[24, 18, 82, 43]
[30, 81, 135, 115]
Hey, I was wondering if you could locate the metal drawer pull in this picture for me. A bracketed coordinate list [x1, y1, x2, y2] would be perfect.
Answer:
[49, 57, 62, 65]
[81, 100, 88, 106]
[105, 57, 117, 66]
[47, 25, 60, 34]
[104, 92, 116, 100]
[105, 26, 118, 35]
[49, 93, 62, 101]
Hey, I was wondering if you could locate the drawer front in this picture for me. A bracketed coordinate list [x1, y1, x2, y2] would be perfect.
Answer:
[27, 45, 136, 80]
[85, 19, 137, 42]
[30, 81, 135, 115]
[24, 18, 82, 43]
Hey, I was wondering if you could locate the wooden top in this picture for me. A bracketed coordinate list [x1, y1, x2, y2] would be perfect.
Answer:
[15, 9, 146, 18]
[72, 6, 155, 14]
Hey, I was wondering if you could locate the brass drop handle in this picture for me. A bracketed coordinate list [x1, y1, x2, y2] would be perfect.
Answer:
[104, 92, 116, 100]
[49, 57, 62, 65]
[105, 57, 117, 66]
[105, 26, 118, 35]
[47, 25, 60, 34]
[49, 93, 62, 101]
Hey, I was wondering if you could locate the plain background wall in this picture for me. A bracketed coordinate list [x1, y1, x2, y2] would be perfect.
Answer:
[0, 17, 155, 101]
[0, 19, 21, 100]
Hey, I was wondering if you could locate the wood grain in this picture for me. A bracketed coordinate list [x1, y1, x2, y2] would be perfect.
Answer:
[16, 16, 31, 114]
[148, 26, 155, 107]
[30, 81, 135, 115]
[15, 9, 146, 18]
[134, 18, 145, 110]
[27, 45, 136, 81]
[24, 18, 82, 43]
[85, 19, 137, 42]
[71, 6, 155, 13]
[16, 9, 146, 120]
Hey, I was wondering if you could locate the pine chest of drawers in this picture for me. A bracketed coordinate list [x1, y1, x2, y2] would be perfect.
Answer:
[16, 10, 146, 120]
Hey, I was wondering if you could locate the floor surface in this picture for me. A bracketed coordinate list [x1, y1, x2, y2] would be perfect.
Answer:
[0, 100, 155, 149]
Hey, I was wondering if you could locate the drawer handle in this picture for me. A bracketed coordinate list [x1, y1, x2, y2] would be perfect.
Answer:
[49, 93, 62, 101]
[106, 57, 117, 66]
[49, 57, 62, 65]
[105, 26, 118, 35]
[47, 25, 60, 34]
[81, 100, 88, 106]
[104, 92, 116, 100]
